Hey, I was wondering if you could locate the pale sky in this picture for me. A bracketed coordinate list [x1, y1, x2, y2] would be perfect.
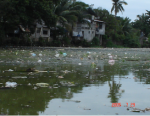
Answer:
[80, 0, 150, 22]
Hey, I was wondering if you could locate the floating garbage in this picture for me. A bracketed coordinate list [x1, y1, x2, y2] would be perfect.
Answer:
[109, 55, 113, 59]
[78, 63, 82, 65]
[91, 62, 96, 68]
[53, 84, 59, 88]
[55, 54, 60, 57]
[84, 108, 91, 110]
[67, 100, 81, 103]
[28, 83, 31, 86]
[39, 53, 42, 56]
[5, 82, 17, 87]
[12, 76, 27, 78]
[108, 53, 111, 56]
[33, 86, 37, 90]
[130, 110, 140, 112]
[36, 83, 49, 87]
[87, 51, 91, 54]
[37, 60, 42, 63]
[31, 53, 36, 57]
[145, 108, 150, 111]
[60, 81, 76, 86]
[63, 53, 67, 56]
[5, 69, 14, 72]
[108, 59, 115, 65]
[61, 70, 71, 73]
[58, 76, 64, 78]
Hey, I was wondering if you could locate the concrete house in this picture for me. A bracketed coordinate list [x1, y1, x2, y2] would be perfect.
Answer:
[72, 16, 105, 43]
[30, 21, 50, 41]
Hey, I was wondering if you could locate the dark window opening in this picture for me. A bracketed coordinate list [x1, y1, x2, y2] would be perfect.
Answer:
[82, 31, 84, 37]
[37, 28, 41, 33]
[99, 22, 103, 29]
[43, 30, 48, 35]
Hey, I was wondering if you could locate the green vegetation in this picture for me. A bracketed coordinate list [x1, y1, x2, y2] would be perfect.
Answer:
[0, 0, 150, 48]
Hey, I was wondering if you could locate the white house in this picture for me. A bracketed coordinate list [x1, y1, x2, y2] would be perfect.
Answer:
[72, 16, 105, 42]
[30, 21, 50, 41]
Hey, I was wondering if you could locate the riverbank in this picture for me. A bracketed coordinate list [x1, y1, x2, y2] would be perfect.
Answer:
[1, 46, 150, 52]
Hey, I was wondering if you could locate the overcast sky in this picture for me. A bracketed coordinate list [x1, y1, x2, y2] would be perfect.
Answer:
[80, 0, 150, 22]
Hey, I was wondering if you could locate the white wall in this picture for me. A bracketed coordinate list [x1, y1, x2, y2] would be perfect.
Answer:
[72, 23, 96, 42]
[30, 23, 50, 41]
[95, 23, 105, 35]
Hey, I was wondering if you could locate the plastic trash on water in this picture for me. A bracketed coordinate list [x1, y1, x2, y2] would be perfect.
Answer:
[91, 62, 96, 68]
[37, 60, 42, 62]
[108, 59, 115, 65]
[31, 53, 36, 57]
[36, 83, 49, 87]
[39, 53, 42, 56]
[55, 54, 59, 57]
[87, 51, 91, 54]
[109, 55, 113, 59]
[63, 53, 67, 56]
[7, 69, 14, 71]
[5, 82, 17, 87]
[78, 63, 82, 65]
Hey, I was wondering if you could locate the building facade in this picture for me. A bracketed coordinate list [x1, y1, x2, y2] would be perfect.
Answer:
[30, 21, 50, 41]
[72, 16, 105, 42]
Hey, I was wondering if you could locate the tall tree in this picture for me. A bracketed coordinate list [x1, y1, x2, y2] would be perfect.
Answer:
[111, 0, 128, 17]
[0, 0, 56, 34]
[52, 0, 79, 31]
[132, 13, 150, 36]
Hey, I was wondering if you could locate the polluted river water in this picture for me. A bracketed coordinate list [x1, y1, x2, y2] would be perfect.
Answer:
[0, 48, 150, 115]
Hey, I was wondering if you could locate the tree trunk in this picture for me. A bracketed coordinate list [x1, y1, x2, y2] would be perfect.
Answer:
[99, 35, 102, 46]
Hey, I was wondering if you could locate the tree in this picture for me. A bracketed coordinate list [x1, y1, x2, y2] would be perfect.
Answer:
[132, 13, 150, 36]
[0, 0, 56, 35]
[111, 0, 128, 17]
[52, 0, 79, 30]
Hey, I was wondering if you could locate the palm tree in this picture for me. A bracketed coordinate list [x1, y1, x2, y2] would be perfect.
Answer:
[51, 0, 79, 44]
[111, 0, 128, 17]
[120, 17, 132, 35]
[53, 0, 79, 31]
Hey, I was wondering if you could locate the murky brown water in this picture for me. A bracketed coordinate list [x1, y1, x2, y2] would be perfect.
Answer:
[0, 48, 150, 115]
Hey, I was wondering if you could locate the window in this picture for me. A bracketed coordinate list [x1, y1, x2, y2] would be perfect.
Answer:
[92, 31, 94, 34]
[43, 30, 48, 35]
[37, 28, 41, 33]
[89, 31, 90, 34]
[82, 31, 84, 37]
[99, 22, 103, 29]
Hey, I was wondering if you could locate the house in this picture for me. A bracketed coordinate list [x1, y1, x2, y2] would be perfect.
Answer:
[30, 21, 50, 41]
[6, 25, 30, 40]
[72, 15, 105, 43]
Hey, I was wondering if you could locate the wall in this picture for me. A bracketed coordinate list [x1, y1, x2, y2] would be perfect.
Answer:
[30, 23, 50, 41]
[95, 23, 105, 35]
[72, 22, 96, 41]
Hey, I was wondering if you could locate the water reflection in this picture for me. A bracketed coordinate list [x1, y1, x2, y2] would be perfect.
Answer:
[108, 80, 122, 103]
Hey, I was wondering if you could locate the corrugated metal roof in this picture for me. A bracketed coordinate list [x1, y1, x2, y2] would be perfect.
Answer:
[94, 20, 104, 22]
[19, 25, 25, 31]
[19, 25, 30, 32]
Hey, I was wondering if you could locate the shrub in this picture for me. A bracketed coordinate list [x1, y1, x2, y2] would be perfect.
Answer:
[91, 37, 100, 46]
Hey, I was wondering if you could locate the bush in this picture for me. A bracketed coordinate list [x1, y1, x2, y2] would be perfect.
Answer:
[62, 36, 71, 46]
[38, 37, 46, 46]
[91, 37, 100, 46]
[51, 39, 61, 47]
[82, 39, 91, 47]
[11, 37, 20, 46]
